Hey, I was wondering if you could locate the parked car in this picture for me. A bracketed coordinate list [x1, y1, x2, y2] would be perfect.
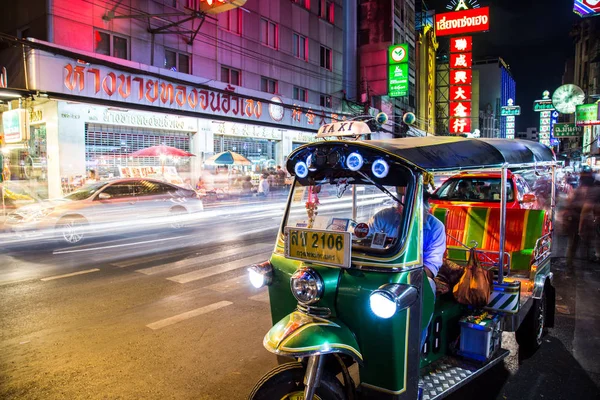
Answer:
[4, 178, 203, 244]
[429, 171, 538, 209]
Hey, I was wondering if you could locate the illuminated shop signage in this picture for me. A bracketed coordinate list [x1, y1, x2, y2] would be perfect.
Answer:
[2, 109, 27, 143]
[435, 7, 490, 36]
[28, 48, 341, 131]
[554, 123, 584, 137]
[575, 103, 600, 126]
[388, 44, 409, 97]
[450, 69, 472, 85]
[450, 36, 472, 53]
[449, 36, 473, 135]
[574, 0, 600, 17]
[533, 99, 555, 112]
[190, 0, 247, 15]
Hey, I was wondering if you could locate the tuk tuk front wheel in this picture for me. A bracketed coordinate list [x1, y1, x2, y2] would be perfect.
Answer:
[248, 362, 346, 400]
[516, 290, 547, 356]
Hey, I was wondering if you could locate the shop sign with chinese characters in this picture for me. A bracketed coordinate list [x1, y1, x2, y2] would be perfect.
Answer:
[388, 44, 409, 97]
[435, 6, 490, 36]
[27, 48, 337, 131]
[449, 36, 473, 134]
[538, 110, 552, 146]
[575, 103, 600, 126]
[554, 123, 583, 137]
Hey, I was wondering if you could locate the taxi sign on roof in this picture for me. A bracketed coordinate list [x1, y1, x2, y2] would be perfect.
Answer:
[316, 121, 372, 138]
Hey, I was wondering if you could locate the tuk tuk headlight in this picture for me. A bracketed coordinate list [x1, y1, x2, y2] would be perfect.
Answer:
[290, 268, 324, 305]
[295, 161, 308, 178]
[370, 283, 418, 319]
[346, 152, 364, 171]
[248, 261, 273, 289]
[372, 159, 389, 178]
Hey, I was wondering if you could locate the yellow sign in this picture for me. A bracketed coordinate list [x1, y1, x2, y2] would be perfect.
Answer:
[285, 228, 351, 268]
[195, 0, 247, 15]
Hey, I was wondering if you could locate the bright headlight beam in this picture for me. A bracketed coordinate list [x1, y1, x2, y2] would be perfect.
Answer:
[248, 268, 265, 288]
[369, 291, 397, 319]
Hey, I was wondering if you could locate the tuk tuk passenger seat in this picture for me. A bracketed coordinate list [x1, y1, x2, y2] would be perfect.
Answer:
[431, 205, 548, 274]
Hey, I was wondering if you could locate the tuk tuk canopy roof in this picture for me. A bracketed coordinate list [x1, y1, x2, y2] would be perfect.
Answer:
[365, 137, 555, 172]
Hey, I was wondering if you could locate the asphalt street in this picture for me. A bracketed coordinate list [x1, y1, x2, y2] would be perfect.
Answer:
[1, 198, 599, 399]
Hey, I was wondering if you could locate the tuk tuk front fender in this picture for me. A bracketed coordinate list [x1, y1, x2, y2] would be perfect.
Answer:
[264, 311, 363, 364]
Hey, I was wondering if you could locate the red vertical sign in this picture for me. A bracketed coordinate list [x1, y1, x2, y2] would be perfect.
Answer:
[449, 36, 472, 135]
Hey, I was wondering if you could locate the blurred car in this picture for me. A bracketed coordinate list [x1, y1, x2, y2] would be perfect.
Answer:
[430, 171, 538, 209]
[4, 178, 203, 244]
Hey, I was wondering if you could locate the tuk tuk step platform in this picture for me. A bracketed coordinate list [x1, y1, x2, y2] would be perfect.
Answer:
[419, 348, 510, 400]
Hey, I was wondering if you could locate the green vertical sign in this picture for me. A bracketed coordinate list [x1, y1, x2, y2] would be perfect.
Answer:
[388, 44, 409, 97]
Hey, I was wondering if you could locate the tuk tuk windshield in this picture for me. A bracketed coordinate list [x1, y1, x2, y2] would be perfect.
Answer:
[285, 181, 409, 252]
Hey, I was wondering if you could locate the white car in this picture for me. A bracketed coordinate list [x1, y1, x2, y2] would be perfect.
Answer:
[5, 178, 204, 244]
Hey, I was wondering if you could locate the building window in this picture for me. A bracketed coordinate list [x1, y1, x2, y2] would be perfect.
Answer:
[260, 18, 278, 49]
[320, 94, 332, 108]
[293, 33, 308, 60]
[293, 86, 308, 102]
[94, 30, 129, 60]
[261, 77, 278, 94]
[219, 8, 242, 34]
[221, 66, 241, 86]
[318, 0, 334, 23]
[164, 49, 190, 74]
[320, 46, 332, 70]
[292, 0, 310, 9]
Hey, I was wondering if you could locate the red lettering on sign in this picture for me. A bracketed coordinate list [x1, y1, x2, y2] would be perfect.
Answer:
[175, 85, 186, 107]
[118, 75, 131, 98]
[145, 80, 159, 103]
[102, 72, 117, 96]
[87, 68, 101, 93]
[160, 83, 174, 105]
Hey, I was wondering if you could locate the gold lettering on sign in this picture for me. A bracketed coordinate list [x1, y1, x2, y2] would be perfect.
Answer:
[29, 110, 43, 122]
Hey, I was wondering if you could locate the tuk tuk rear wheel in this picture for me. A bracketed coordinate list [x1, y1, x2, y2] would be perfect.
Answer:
[248, 362, 346, 400]
[516, 290, 547, 356]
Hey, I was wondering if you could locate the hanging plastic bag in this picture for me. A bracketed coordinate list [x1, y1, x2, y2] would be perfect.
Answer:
[452, 248, 493, 307]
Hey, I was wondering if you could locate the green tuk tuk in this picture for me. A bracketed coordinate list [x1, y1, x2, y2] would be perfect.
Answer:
[247, 126, 556, 400]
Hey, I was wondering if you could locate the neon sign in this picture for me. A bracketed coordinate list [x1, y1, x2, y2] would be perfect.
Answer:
[435, 7, 490, 36]
[574, 0, 600, 18]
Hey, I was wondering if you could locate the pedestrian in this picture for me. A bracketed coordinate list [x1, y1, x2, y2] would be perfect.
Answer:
[579, 176, 600, 263]
[564, 173, 593, 269]
[257, 173, 270, 198]
[276, 165, 286, 189]
[241, 175, 254, 197]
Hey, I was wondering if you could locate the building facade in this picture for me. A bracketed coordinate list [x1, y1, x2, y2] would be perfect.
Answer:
[0, 0, 350, 199]
[516, 127, 538, 142]
[356, 0, 417, 137]
[570, 16, 600, 157]
[473, 58, 516, 139]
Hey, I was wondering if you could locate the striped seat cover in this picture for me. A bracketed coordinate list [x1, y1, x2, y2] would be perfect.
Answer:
[431, 206, 547, 271]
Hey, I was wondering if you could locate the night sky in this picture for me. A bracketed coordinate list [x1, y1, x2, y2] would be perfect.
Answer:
[428, 0, 578, 131]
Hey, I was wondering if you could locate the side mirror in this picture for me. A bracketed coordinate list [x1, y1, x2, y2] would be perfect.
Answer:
[522, 193, 536, 203]
[98, 192, 112, 200]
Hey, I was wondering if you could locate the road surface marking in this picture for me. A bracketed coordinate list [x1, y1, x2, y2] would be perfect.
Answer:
[146, 300, 233, 330]
[204, 275, 250, 293]
[166, 253, 269, 284]
[135, 243, 272, 275]
[52, 235, 191, 255]
[113, 249, 195, 268]
[41, 268, 100, 281]
[248, 290, 270, 303]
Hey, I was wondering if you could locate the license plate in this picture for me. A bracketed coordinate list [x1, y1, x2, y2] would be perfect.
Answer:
[284, 228, 351, 268]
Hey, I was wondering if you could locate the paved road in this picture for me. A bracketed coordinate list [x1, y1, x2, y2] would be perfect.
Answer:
[1, 208, 599, 399]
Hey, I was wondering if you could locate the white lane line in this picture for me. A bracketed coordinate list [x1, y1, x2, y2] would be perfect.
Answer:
[135, 243, 272, 275]
[167, 253, 269, 284]
[146, 301, 233, 330]
[52, 235, 191, 255]
[204, 275, 250, 293]
[41, 268, 100, 281]
[248, 290, 270, 303]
